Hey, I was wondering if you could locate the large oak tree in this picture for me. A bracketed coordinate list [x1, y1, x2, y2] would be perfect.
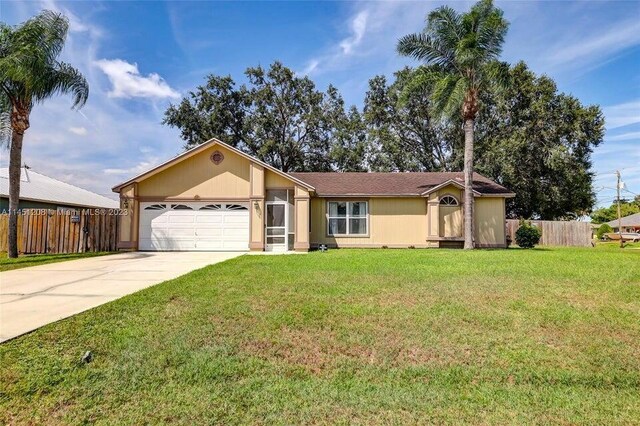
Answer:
[164, 61, 364, 172]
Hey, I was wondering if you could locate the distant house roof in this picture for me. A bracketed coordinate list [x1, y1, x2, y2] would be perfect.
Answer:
[288, 172, 514, 197]
[0, 168, 118, 209]
[606, 212, 640, 228]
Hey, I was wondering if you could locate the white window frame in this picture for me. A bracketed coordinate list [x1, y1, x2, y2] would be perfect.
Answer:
[439, 195, 459, 206]
[327, 201, 368, 236]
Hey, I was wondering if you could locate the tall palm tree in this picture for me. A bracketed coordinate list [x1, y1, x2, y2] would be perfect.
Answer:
[397, 0, 509, 249]
[0, 10, 88, 258]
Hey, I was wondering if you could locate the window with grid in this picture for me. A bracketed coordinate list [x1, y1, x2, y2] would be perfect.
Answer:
[327, 201, 368, 236]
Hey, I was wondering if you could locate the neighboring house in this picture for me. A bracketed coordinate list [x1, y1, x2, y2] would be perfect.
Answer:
[605, 212, 640, 233]
[112, 138, 514, 252]
[0, 167, 118, 211]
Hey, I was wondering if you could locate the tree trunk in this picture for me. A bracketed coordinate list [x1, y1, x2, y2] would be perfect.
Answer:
[7, 131, 24, 258]
[463, 118, 475, 250]
[7, 105, 30, 258]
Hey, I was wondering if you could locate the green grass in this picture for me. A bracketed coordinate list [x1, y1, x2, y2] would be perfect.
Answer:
[1, 247, 639, 424]
[595, 241, 640, 250]
[0, 251, 115, 272]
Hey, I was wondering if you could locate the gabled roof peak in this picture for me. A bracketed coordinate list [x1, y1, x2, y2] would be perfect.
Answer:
[112, 138, 315, 192]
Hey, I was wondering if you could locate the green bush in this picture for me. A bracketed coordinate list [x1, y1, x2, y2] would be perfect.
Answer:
[596, 223, 613, 240]
[515, 220, 542, 248]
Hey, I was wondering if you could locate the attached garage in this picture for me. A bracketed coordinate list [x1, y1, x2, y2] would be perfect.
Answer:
[139, 202, 250, 251]
[113, 140, 314, 252]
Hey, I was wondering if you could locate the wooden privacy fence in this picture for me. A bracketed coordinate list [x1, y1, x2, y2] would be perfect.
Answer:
[506, 219, 592, 247]
[0, 209, 120, 254]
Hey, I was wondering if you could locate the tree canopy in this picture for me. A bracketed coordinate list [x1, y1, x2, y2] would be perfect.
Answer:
[473, 62, 604, 219]
[164, 61, 361, 172]
[164, 60, 604, 220]
[591, 198, 640, 224]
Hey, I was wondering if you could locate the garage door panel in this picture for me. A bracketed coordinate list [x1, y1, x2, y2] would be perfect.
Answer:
[167, 215, 196, 224]
[144, 214, 169, 225]
[195, 228, 223, 237]
[223, 225, 249, 232]
[224, 215, 249, 224]
[167, 228, 196, 237]
[140, 202, 249, 251]
[223, 227, 247, 236]
[196, 213, 223, 221]
[140, 238, 195, 251]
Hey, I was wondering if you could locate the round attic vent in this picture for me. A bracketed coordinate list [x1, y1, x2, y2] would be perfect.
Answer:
[210, 150, 224, 165]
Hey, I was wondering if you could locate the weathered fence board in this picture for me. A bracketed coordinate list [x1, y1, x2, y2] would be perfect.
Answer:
[506, 219, 592, 247]
[0, 209, 120, 254]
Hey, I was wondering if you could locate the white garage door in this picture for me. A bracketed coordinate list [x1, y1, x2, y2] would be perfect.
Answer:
[139, 202, 250, 251]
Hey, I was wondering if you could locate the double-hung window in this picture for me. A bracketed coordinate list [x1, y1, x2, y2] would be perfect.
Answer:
[327, 201, 368, 236]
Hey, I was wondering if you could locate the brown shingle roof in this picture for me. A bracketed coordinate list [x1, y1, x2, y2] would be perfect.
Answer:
[605, 212, 640, 227]
[288, 172, 513, 197]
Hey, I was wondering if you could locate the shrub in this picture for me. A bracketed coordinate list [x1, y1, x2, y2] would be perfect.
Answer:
[515, 220, 542, 248]
[596, 223, 613, 240]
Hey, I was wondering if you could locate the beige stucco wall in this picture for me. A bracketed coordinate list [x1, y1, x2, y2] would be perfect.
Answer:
[438, 184, 463, 238]
[250, 163, 265, 198]
[310, 197, 428, 247]
[137, 145, 251, 199]
[309, 191, 506, 249]
[265, 170, 294, 189]
[474, 197, 506, 247]
[440, 206, 463, 237]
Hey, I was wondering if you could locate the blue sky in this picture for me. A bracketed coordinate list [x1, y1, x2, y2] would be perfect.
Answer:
[1, 0, 639, 207]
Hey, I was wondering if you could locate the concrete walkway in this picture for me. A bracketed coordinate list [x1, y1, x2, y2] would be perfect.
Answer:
[0, 251, 244, 342]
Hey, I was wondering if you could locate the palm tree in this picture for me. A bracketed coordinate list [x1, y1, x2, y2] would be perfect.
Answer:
[397, 0, 509, 249]
[0, 10, 88, 258]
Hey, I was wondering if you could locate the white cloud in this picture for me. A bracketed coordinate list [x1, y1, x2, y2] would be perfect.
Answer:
[1, 0, 182, 199]
[68, 126, 87, 136]
[302, 2, 427, 77]
[339, 11, 368, 55]
[606, 131, 640, 142]
[94, 59, 180, 99]
[300, 59, 320, 76]
[603, 100, 640, 129]
[545, 18, 640, 69]
[104, 158, 161, 176]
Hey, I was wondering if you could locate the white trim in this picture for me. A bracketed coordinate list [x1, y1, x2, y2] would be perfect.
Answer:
[420, 179, 480, 196]
[439, 195, 459, 206]
[327, 200, 368, 237]
[265, 190, 292, 252]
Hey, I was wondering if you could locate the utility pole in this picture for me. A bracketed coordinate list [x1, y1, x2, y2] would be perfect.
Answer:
[616, 170, 623, 248]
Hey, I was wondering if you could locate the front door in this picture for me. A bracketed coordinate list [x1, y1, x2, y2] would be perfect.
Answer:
[265, 203, 287, 252]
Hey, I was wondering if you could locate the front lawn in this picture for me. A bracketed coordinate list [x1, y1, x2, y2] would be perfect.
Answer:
[1, 247, 639, 424]
[0, 251, 114, 272]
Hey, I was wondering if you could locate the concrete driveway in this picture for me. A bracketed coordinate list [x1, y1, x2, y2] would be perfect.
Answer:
[0, 251, 244, 342]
